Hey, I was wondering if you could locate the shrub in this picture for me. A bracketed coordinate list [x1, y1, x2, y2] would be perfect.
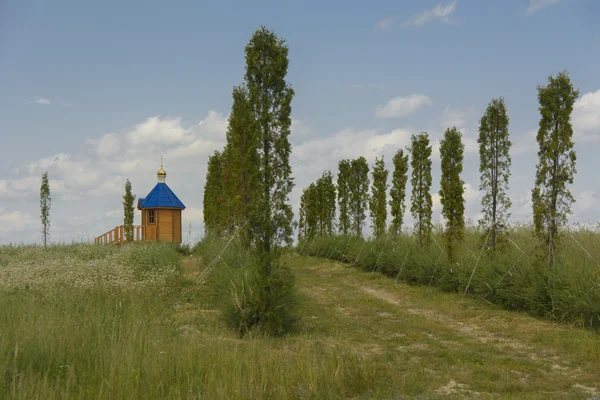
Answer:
[195, 238, 299, 336]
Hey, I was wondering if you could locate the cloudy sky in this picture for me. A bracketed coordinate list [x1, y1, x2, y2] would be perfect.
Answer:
[1, 0, 599, 245]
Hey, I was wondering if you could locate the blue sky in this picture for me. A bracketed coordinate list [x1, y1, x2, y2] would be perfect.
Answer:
[1, 0, 599, 244]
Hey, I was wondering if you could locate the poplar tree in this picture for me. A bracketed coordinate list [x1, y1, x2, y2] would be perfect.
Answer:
[369, 156, 388, 239]
[337, 159, 351, 235]
[349, 157, 370, 237]
[439, 127, 465, 262]
[478, 97, 512, 252]
[222, 84, 258, 239]
[298, 183, 318, 240]
[315, 171, 336, 236]
[203, 150, 226, 236]
[389, 149, 409, 236]
[122, 179, 136, 241]
[40, 172, 51, 247]
[409, 132, 433, 249]
[532, 71, 579, 268]
[244, 26, 295, 333]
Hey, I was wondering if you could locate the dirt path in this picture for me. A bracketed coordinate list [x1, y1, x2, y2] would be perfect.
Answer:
[293, 258, 600, 399]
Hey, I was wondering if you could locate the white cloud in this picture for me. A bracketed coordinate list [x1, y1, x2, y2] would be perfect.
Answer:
[95, 133, 121, 157]
[375, 94, 432, 118]
[375, 17, 396, 31]
[526, 0, 560, 15]
[512, 130, 538, 156]
[440, 106, 476, 130]
[573, 89, 600, 141]
[126, 116, 192, 146]
[0, 208, 36, 233]
[105, 209, 121, 218]
[34, 96, 51, 105]
[293, 127, 412, 168]
[405, 1, 457, 27]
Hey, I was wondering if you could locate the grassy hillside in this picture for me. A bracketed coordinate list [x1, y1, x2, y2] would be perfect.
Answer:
[299, 226, 600, 329]
[0, 242, 599, 398]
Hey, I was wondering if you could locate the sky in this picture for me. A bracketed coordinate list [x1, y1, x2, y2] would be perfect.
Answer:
[0, 0, 599, 245]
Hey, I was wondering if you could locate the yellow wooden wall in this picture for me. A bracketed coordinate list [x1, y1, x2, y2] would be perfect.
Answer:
[141, 208, 182, 243]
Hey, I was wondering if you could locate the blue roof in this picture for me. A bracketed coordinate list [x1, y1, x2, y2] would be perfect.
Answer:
[138, 182, 185, 209]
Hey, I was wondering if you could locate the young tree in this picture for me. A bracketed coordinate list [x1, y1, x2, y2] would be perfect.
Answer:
[315, 171, 336, 236]
[532, 71, 579, 268]
[244, 26, 296, 333]
[389, 149, 409, 236]
[409, 132, 433, 249]
[478, 97, 512, 253]
[40, 172, 51, 247]
[369, 156, 388, 239]
[203, 150, 226, 236]
[439, 127, 465, 262]
[222, 84, 258, 240]
[349, 157, 370, 237]
[337, 159, 351, 235]
[122, 179, 136, 241]
[299, 182, 316, 241]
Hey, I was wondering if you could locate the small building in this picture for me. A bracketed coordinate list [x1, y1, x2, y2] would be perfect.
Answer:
[137, 159, 186, 243]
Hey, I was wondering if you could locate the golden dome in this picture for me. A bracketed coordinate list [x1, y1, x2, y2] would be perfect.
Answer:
[157, 156, 166, 182]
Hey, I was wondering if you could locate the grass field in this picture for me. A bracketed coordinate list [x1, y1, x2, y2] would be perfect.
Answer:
[1, 242, 599, 399]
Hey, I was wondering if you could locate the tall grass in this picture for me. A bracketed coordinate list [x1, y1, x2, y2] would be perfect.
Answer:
[0, 242, 380, 399]
[298, 225, 600, 328]
[193, 237, 300, 336]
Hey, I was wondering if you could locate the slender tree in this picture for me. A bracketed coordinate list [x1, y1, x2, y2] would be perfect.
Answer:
[244, 26, 295, 333]
[349, 157, 370, 237]
[369, 156, 388, 239]
[203, 150, 226, 236]
[298, 183, 318, 240]
[315, 171, 336, 236]
[222, 84, 258, 240]
[439, 127, 465, 262]
[40, 172, 51, 247]
[532, 71, 579, 268]
[337, 159, 351, 235]
[478, 97, 512, 253]
[122, 179, 136, 241]
[409, 132, 433, 249]
[389, 149, 409, 236]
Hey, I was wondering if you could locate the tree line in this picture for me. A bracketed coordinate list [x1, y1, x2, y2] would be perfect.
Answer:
[296, 72, 579, 267]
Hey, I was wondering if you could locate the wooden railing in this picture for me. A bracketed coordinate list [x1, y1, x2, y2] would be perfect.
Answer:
[94, 225, 145, 245]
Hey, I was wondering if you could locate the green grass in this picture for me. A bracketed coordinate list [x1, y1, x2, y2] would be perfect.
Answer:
[1, 241, 599, 398]
[298, 225, 600, 329]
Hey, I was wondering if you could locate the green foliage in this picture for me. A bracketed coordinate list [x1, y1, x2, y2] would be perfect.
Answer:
[299, 227, 600, 329]
[203, 150, 227, 237]
[316, 171, 337, 236]
[478, 97, 512, 252]
[389, 149, 409, 236]
[122, 179, 136, 241]
[298, 183, 318, 240]
[40, 172, 51, 247]
[439, 127, 465, 262]
[532, 71, 579, 268]
[244, 26, 295, 253]
[194, 238, 299, 336]
[369, 156, 388, 239]
[348, 157, 370, 237]
[408, 133, 433, 249]
[337, 159, 351, 235]
[222, 84, 259, 242]
[298, 171, 336, 240]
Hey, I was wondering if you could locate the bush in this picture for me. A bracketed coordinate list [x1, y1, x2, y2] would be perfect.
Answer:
[194, 237, 299, 336]
[298, 227, 600, 329]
